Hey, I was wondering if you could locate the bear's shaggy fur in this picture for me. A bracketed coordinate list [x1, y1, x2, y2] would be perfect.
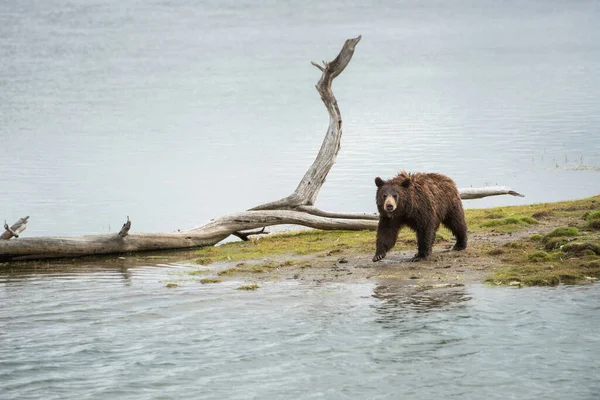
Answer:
[373, 171, 467, 262]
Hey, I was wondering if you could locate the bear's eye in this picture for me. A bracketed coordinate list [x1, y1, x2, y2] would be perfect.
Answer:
[393, 194, 398, 200]
[382, 194, 387, 199]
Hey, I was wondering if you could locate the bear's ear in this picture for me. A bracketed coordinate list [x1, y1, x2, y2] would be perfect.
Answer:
[401, 177, 411, 187]
[375, 177, 385, 187]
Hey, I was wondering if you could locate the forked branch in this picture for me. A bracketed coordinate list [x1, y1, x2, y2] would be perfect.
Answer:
[251, 35, 362, 211]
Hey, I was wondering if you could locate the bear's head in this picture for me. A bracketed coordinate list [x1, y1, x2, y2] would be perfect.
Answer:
[375, 175, 412, 216]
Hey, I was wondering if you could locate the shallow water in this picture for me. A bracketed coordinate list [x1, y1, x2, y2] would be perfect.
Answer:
[1, 265, 599, 399]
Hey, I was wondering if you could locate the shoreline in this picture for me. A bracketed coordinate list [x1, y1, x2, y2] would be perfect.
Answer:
[2, 196, 599, 289]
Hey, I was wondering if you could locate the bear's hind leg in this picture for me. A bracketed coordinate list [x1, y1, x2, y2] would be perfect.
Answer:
[373, 217, 402, 262]
[443, 206, 467, 251]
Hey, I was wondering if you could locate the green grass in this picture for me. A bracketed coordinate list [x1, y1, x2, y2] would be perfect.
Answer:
[467, 196, 599, 231]
[480, 216, 538, 229]
[483, 200, 600, 286]
[195, 230, 378, 265]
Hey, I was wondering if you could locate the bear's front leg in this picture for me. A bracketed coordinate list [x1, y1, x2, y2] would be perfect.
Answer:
[410, 227, 437, 262]
[373, 217, 401, 262]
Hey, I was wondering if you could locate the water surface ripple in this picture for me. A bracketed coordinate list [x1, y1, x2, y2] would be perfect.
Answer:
[1, 266, 599, 399]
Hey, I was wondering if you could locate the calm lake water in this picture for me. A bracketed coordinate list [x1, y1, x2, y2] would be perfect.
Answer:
[1, 0, 600, 236]
[2, 1, 600, 399]
[1, 264, 600, 400]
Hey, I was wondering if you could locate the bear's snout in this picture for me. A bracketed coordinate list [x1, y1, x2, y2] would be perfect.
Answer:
[383, 196, 397, 213]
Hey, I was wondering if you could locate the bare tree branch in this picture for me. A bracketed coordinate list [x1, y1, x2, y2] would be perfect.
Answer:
[232, 227, 270, 241]
[118, 216, 131, 237]
[1, 216, 30, 240]
[250, 35, 362, 211]
[459, 186, 525, 200]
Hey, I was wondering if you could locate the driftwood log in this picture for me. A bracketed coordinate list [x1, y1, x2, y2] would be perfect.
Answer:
[0, 36, 523, 262]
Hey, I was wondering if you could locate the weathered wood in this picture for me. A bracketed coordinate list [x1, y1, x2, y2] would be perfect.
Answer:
[297, 206, 379, 220]
[0, 211, 377, 261]
[1, 216, 29, 240]
[0, 233, 223, 262]
[458, 186, 524, 200]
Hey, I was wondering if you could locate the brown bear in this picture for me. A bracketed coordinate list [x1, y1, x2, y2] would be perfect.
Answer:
[373, 171, 467, 262]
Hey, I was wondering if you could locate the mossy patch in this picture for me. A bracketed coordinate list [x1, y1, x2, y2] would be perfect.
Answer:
[532, 211, 553, 219]
[530, 234, 543, 241]
[486, 262, 600, 286]
[561, 242, 600, 256]
[544, 227, 579, 239]
[528, 251, 551, 262]
[504, 241, 525, 249]
[486, 218, 600, 285]
[187, 269, 210, 276]
[217, 268, 239, 276]
[544, 237, 570, 251]
[217, 261, 294, 276]
[483, 210, 507, 219]
[236, 284, 259, 291]
[488, 248, 505, 256]
[477, 216, 538, 232]
[199, 278, 222, 284]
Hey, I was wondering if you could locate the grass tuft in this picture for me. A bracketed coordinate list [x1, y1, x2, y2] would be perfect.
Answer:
[528, 251, 552, 262]
[236, 283, 260, 291]
[480, 216, 538, 229]
[561, 242, 600, 256]
[195, 230, 377, 265]
[544, 227, 579, 239]
[199, 278, 222, 284]
[187, 269, 210, 276]
[586, 211, 600, 229]
[488, 248, 504, 256]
